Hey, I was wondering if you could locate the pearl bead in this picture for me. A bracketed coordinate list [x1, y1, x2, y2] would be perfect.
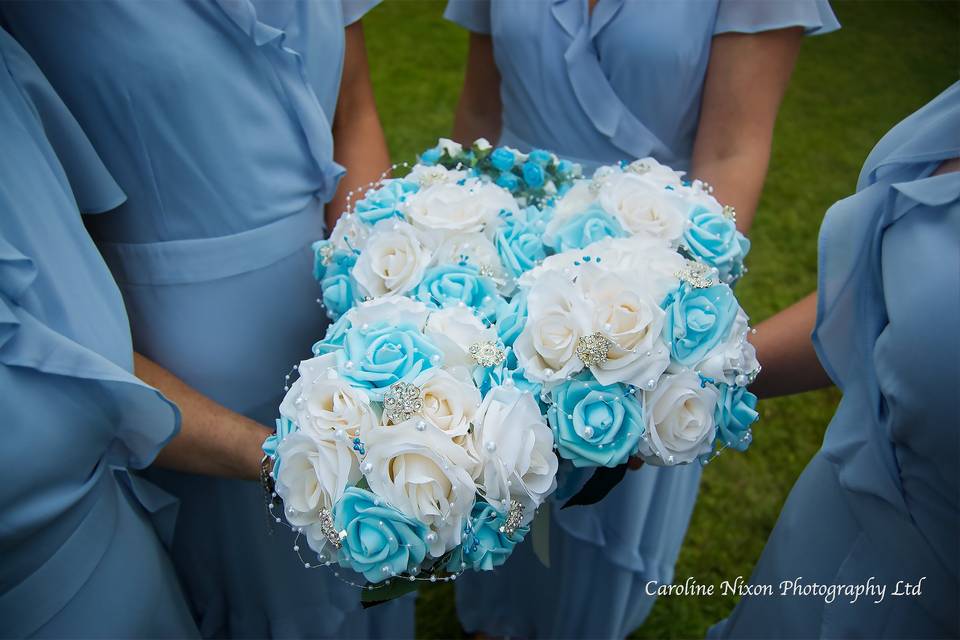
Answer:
[362, 462, 373, 473]
[583, 426, 595, 439]
[426, 532, 438, 543]
[416, 421, 426, 431]
[485, 441, 497, 452]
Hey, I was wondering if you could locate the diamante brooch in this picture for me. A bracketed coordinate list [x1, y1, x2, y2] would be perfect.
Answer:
[469, 341, 506, 368]
[318, 243, 335, 266]
[576, 332, 613, 367]
[676, 261, 715, 289]
[318, 507, 346, 550]
[721, 205, 737, 221]
[499, 500, 525, 537]
[383, 381, 424, 423]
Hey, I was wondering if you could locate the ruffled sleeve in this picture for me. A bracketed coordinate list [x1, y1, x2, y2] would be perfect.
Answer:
[714, 0, 840, 36]
[0, 29, 125, 214]
[444, 0, 492, 34]
[341, 0, 381, 26]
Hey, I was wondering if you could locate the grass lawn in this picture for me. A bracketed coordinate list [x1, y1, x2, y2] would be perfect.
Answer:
[362, 2, 959, 637]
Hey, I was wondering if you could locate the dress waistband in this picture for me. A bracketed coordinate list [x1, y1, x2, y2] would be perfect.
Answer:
[0, 474, 118, 638]
[98, 200, 324, 286]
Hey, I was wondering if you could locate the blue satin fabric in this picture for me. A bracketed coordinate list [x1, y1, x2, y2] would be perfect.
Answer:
[444, 1, 838, 637]
[710, 83, 960, 638]
[0, 1, 414, 637]
[0, 28, 197, 638]
[445, 0, 838, 173]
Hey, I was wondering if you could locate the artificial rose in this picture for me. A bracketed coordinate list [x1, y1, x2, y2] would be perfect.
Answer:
[280, 353, 376, 441]
[424, 306, 498, 378]
[352, 219, 432, 297]
[597, 172, 688, 242]
[639, 371, 718, 464]
[403, 178, 516, 234]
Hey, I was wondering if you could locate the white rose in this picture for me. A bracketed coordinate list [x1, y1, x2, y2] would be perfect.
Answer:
[403, 179, 517, 234]
[424, 306, 497, 379]
[542, 180, 599, 241]
[352, 219, 433, 297]
[472, 386, 558, 521]
[275, 432, 360, 553]
[576, 266, 670, 388]
[689, 308, 759, 385]
[514, 271, 591, 382]
[473, 137, 492, 152]
[598, 173, 688, 242]
[280, 353, 376, 441]
[344, 296, 431, 331]
[406, 163, 468, 187]
[639, 371, 718, 465]
[328, 213, 370, 252]
[623, 157, 684, 188]
[437, 138, 463, 156]
[433, 232, 511, 292]
[362, 419, 477, 557]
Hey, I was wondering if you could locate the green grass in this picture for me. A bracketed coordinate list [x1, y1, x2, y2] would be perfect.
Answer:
[363, 2, 959, 637]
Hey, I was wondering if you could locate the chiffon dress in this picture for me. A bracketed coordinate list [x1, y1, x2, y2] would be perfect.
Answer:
[444, 1, 839, 636]
[0, 1, 413, 636]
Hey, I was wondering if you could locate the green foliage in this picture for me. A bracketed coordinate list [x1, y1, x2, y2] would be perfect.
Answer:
[360, 1, 959, 637]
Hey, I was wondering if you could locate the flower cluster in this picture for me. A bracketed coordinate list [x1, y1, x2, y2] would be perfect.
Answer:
[271, 140, 760, 588]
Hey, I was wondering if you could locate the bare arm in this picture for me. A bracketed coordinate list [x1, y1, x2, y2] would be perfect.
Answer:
[748, 292, 832, 399]
[691, 28, 804, 233]
[325, 20, 391, 231]
[136, 353, 270, 481]
[452, 32, 502, 146]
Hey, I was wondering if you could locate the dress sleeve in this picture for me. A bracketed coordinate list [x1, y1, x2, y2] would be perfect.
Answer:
[341, 0, 381, 26]
[714, 0, 840, 36]
[444, 0, 492, 34]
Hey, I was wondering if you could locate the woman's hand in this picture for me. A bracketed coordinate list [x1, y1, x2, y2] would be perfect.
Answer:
[136, 353, 271, 481]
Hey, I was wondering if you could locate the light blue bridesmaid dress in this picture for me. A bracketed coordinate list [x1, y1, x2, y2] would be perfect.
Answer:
[444, 1, 839, 637]
[710, 83, 959, 639]
[0, 28, 197, 638]
[0, 2, 413, 637]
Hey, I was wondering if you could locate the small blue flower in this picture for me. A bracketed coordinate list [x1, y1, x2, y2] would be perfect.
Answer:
[451, 501, 528, 572]
[354, 179, 419, 225]
[556, 159, 575, 177]
[334, 487, 430, 583]
[413, 263, 499, 322]
[528, 149, 553, 167]
[548, 372, 644, 468]
[662, 283, 739, 366]
[321, 274, 358, 320]
[714, 384, 758, 451]
[495, 171, 520, 192]
[490, 147, 516, 172]
[522, 161, 546, 189]
[337, 322, 443, 401]
[494, 207, 549, 279]
[545, 206, 627, 252]
[420, 147, 442, 166]
[683, 206, 751, 282]
[495, 290, 528, 347]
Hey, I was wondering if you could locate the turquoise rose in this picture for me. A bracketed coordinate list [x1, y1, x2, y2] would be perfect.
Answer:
[714, 384, 758, 451]
[449, 502, 528, 572]
[490, 147, 516, 172]
[420, 146, 441, 166]
[547, 372, 644, 468]
[545, 206, 627, 252]
[528, 149, 552, 166]
[495, 171, 520, 192]
[333, 487, 429, 583]
[313, 314, 350, 355]
[321, 274, 358, 320]
[354, 179, 418, 225]
[663, 283, 739, 366]
[522, 161, 546, 188]
[494, 207, 549, 279]
[495, 290, 527, 347]
[556, 159, 576, 177]
[413, 263, 499, 322]
[683, 206, 751, 282]
[472, 347, 541, 398]
[337, 321, 442, 400]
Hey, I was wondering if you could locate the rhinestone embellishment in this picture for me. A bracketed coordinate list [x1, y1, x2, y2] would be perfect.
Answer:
[469, 341, 506, 368]
[676, 261, 715, 289]
[576, 332, 613, 367]
[318, 243, 335, 266]
[318, 508, 346, 550]
[721, 205, 737, 221]
[477, 264, 496, 278]
[499, 500, 525, 536]
[383, 381, 424, 423]
[626, 159, 651, 175]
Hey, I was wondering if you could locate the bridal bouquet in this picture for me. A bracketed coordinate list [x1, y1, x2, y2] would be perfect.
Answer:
[264, 139, 761, 594]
